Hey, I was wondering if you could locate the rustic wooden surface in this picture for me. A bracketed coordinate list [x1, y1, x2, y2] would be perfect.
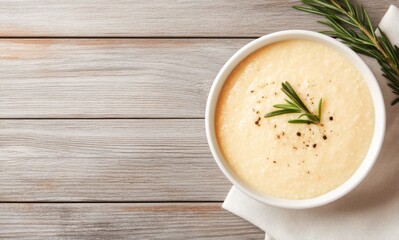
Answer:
[0, 39, 248, 118]
[0, 119, 229, 201]
[0, 203, 263, 239]
[0, 0, 397, 239]
[0, 0, 394, 37]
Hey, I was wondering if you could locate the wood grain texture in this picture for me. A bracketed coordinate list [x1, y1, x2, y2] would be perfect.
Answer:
[0, 0, 395, 37]
[1, 1, 396, 238]
[0, 119, 231, 201]
[0, 39, 248, 118]
[0, 203, 263, 239]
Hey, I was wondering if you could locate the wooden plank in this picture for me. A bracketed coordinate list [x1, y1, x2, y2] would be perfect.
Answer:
[0, 0, 394, 37]
[0, 203, 263, 239]
[0, 119, 231, 201]
[0, 39, 248, 118]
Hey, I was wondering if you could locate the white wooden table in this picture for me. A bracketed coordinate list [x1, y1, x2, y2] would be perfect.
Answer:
[0, 1, 396, 239]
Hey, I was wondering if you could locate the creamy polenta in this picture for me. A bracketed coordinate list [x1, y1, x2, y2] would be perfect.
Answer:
[216, 40, 374, 199]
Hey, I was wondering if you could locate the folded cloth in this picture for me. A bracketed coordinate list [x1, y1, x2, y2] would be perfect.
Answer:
[222, 5, 399, 240]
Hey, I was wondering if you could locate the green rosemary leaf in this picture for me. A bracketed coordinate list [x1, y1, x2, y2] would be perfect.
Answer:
[264, 109, 301, 118]
[333, 15, 359, 28]
[388, 83, 399, 93]
[273, 104, 299, 110]
[391, 98, 399, 105]
[318, 98, 323, 120]
[358, 4, 366, 24]
[320, 30, 337, 35]
[342, 0, 354, 15]
[288, 119, 316, 124]
[362, 6, 375, 37]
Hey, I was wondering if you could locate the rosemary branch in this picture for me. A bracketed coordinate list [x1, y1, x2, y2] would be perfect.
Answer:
[293, 0, 399, 105]
[265, 82, 323, 125]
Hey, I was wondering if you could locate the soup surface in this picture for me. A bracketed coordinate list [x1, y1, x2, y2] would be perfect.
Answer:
[216, 39, 374, 199]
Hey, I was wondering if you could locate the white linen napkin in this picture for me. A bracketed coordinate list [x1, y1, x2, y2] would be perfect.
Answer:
[223, 5, 399, 240]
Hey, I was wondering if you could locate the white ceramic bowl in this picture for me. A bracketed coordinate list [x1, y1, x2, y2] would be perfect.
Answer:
[205, 30, 386, 209]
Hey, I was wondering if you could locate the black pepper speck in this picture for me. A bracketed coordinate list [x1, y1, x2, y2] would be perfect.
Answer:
[255, 117, 261, 126]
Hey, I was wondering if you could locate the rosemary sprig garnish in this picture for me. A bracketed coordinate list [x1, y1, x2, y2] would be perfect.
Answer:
[265, 82, 322, 125]
[293, 0, 399, 105]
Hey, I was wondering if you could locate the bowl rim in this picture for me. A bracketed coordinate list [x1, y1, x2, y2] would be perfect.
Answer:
[205, 30, 386, 209]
